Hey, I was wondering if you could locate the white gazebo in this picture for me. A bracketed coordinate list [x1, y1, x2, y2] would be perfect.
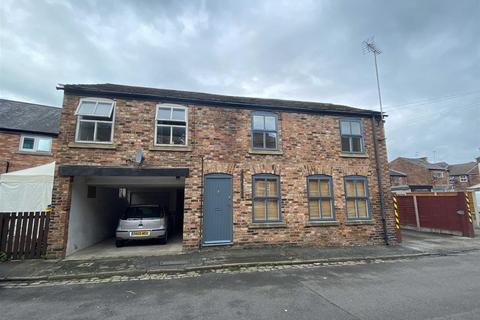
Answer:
[0, 162, 55, 212]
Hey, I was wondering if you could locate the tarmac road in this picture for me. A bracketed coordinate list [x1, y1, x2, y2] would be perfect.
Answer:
[1, 250, 480, 320]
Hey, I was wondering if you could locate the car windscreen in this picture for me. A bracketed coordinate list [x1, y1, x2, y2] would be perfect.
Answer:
[124, 207, 163, 219]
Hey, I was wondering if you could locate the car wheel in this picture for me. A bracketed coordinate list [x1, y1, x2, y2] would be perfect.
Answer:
[115, 239, 125, 247]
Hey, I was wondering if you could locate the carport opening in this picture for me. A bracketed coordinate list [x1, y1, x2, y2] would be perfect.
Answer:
[66, 175, 185, 259]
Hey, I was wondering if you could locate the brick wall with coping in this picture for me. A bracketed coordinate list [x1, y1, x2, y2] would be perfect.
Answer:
[48, 94, 397, 257]
[0, 131, 56, 173]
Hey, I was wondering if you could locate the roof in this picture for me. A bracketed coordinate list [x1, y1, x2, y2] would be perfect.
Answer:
[389, 169, 407, 176]
[397, 157, 447, 170]
[58, 83, 381, 117]
[0, 99, 60, 135]
[448, 162, 478, 176]
[433, 162, 449, 169]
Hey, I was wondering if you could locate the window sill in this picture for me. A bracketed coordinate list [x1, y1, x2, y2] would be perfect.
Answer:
[345, 219, 374, 226]
[249, 223, 286, 229]
[248, 148, 283, 155]
[339, 153, 368, 158]
[305, 221, 340, 227]
[149, 145, 192, 152]
[68, 142, 117, 150]
[16, 151, 52, 156]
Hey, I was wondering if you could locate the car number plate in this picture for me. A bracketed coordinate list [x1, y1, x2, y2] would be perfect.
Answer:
[131, 230, 151, 237]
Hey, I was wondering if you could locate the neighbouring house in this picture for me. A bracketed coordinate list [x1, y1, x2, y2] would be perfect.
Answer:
[389, 169, 409, 194]
[48, 83, 397, 258]
[389, 156, 480, 194]
[389, 157, 451, 193]
[448, 158, 480, 191]
[0, 99, 60, 173]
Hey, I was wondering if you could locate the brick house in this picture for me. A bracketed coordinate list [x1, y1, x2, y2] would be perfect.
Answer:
[48, 83, 397, 258]
[0, 99, 60, 173]
[390, 156, 480, 193]
[448, 159, 480, 191]
[389, 157, 451, 192]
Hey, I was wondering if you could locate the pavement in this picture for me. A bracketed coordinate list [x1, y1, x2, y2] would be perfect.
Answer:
[1, 230, 479, 282]
[2, 249, 480, 319]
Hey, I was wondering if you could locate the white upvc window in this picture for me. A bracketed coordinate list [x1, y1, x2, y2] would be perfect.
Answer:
[460, 175, 468, 183]
[75, 98, 115, 143]
[154, 104, 188, 146]
[19, 135, 52, 153]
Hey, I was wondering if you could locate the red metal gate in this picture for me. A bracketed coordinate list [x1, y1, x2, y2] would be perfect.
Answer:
[395, 192, 474, 237]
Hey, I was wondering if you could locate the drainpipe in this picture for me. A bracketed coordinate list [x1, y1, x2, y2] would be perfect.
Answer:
[198, 155, 204, 249]
[371, 116, 389, 245]
[5, 161, 10, 173]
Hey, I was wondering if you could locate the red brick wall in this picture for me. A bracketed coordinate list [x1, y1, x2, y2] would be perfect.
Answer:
[0, 131, 56, 173]
[48, 94, 397, 257]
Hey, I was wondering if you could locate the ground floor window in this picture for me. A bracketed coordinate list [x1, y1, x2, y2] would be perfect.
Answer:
[344, 176, 370, 219]
[253, 174, 281, 223]
[307, 175, 335, 221]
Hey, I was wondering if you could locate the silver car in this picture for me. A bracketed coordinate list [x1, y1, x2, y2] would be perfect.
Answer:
[115, 205, 168, 247]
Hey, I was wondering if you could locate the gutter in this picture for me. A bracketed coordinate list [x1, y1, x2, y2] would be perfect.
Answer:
[0, 128, 59, 137]
[371, 116, 389, 245]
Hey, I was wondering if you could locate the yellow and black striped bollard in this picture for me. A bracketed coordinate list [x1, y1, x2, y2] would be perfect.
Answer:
[465, 193, 473, 224]
[393, 196, 401, 230]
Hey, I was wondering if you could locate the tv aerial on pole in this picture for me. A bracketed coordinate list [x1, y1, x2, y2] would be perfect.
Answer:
[363, 37, 384, 120]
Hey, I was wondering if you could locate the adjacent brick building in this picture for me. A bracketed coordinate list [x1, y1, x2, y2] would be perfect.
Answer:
[389, 157, 450, 192]
[389, 156, 480, 193]
[49, 83, 397, 258]
[0, 99, 60, 173]
[448, 159, 480, 191]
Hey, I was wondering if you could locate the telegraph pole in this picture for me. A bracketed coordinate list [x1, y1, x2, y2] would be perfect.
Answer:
[363, 38, 384, 120]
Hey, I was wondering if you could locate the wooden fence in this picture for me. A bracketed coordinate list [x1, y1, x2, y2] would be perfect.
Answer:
[0, 211, 50, 260]
[396, 192, 474, 237]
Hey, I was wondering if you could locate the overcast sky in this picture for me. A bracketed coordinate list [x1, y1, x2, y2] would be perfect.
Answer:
[1, 0, 479, 164]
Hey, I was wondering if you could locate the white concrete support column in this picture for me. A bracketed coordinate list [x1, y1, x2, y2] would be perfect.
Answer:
[472, 191, 479, 228]
[413, 195, 421, 230]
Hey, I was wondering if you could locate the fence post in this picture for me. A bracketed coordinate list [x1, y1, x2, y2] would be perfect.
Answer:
[393, 195, 402, 243]
[413, 195, 420, 230]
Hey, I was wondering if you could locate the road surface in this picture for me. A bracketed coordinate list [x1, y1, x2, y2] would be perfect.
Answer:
[1, 251, 479, 320]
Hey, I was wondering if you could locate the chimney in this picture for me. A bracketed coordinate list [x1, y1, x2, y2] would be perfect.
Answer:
[476, 156, 480, 164]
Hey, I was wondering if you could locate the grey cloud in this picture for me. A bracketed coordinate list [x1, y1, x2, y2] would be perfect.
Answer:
[0, 0, 478, 163]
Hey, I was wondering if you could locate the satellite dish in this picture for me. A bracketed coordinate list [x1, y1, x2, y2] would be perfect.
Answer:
[135, 149, 144, 164]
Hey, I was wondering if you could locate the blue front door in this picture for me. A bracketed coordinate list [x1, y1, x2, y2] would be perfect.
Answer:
[203, 174, 233, 245]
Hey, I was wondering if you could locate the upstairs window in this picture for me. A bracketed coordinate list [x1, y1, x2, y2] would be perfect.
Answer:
[307, 175, 335, 221]
[251, 112, 278, 150]
[19, 135, 52, 153]
[253, 174, 281, 223]
[155, 104, 187, 146]
[460, 175, 468, 183]
[344, 176, 370, 220]
[432, 171, 444, 179]
[340, 119, 364, 153]
[75, 98, 115, 143]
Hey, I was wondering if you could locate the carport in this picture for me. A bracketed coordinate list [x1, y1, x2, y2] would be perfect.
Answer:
[59, 166, 188, 259]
